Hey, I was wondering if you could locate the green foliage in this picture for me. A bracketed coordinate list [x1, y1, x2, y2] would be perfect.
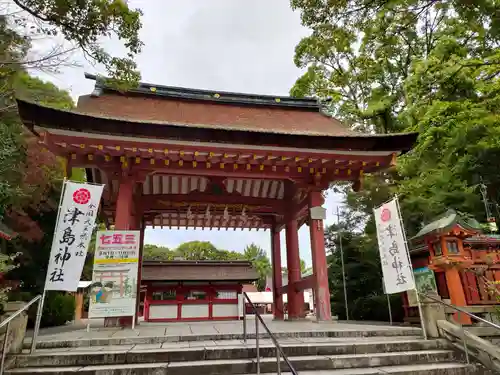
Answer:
[0, 0, 143, 321]
[0, 118, 26, 218]
[143, 241, 247, 262]
[29, 292, 75, 328]
[10, 0, 143, 87]
[291, 0, 500, 321]
[13, 72, 74, 109]
[243, 243, 271, 291]
[1, 73, 75, 299]
[176, 241, 220, 260]
[325, 219, 404, 322]
[143, 244, 173, 261]
[291, 0, 500, 232]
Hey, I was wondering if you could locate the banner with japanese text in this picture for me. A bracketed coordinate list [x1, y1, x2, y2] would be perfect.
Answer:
[374, 198, 415, 294]
[45, 181, 104, 291]
[88, 230, 140, 319]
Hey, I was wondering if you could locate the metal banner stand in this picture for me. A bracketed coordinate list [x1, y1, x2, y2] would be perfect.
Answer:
[386, 293, 393, 325]
[395, 196, 427, 340]
[32, 179, 68, 350]
[336, 207, 349, 321]
[382, 279, 393, 325]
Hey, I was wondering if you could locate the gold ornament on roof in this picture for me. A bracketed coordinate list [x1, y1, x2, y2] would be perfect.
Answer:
[150, 87, 157, 92]
[214, 93, 220, 98]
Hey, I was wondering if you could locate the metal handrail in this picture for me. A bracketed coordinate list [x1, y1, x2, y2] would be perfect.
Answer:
[0, 294, 43, 375]
[420, 292, 500, 366]
[421, 293, 500, 331]
[242, 292, 298, 375]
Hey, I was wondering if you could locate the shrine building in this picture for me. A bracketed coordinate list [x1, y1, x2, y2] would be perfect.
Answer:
[17, 73, 417, 323]
[142, 260, 257, 322]
[406, 210, 500, 325]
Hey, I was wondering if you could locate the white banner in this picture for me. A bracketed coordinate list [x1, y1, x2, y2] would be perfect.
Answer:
[45, 181, 104, 291]
[88, 230, 140, 318]
[374, 198, 415, 294]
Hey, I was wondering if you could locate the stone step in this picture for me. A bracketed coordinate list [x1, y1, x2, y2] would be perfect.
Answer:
[12, 338, 448, 368]
[25, 328, 423, 350]
[4, 363, 489, 375]
[6, 350, 460, 375]
[260, 363, 492, 374]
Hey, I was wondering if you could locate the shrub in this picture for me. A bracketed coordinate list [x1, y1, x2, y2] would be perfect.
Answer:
[7, 290, 33, 302]
[28, 292, 75, 328]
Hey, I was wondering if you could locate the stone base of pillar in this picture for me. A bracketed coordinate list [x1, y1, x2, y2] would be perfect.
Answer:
[285, 317, 308, 322]
[104, 316, 135, 327]
[312, 316, 338, 323]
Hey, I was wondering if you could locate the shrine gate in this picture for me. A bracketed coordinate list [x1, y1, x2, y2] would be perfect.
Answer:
[17, 73, 417, 323]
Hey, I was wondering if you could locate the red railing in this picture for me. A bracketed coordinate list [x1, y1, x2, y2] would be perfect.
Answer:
[460, 269, 500, 305]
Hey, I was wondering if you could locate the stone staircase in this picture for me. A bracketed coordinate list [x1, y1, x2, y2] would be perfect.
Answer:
[6, 326, 492, 374]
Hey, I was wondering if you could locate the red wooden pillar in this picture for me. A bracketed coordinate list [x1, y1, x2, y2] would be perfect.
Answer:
[271, 225, 284, 320]
[309, 191, 332, 321]
[114, 178, 134, 230]
[445, 268, 472, 324]
[285, 217, 304, 319]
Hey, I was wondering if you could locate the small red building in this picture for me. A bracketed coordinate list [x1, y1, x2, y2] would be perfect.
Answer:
[406, 210, 500, 324]
[142, 260, 258, 322]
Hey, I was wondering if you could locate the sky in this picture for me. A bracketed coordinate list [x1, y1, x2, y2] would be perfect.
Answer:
[31, 0, 344, 267]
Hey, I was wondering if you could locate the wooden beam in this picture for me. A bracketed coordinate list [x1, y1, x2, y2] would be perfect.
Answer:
[277, 275, 316, 295]
[53, 152, 378, 181]
[41, 131, 400, 163]
[138, 193, 286, 212]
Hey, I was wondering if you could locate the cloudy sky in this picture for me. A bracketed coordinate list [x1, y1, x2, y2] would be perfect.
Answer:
[33, 0, 343, 267]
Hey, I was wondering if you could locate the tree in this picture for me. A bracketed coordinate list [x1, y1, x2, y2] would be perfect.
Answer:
[243, 243, 271, 291]
[290, 0, 499, 133]
[6, 0, 144, 87]
[143, 244, 174, 261]
[291, 0, 500, 322]
[291, 0, 500, 233]
[0, 73, 73, 296]
[325, 215, 403, 322]
[176, 241, 219, 260]
[396, 46, 500, 234]
[0, 0, 143, 313]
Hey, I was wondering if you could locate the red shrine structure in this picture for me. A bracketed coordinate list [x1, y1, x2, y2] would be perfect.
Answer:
[406, 210, 500, 325]
[17, 73, 417, 323]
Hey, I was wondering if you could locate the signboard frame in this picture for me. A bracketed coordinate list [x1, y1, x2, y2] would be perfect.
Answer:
[87, 230, 140, 330]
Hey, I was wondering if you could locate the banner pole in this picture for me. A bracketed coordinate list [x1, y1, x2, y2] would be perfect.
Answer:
[33, 179, 68, 351]
[394, 196, 427, 340]
[31, 289, 46, 353]
[382, 279, 393, 325]
[386, 292, 393, 325]
[336, 207, 349, 321]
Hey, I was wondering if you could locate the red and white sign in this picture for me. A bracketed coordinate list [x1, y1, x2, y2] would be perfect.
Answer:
[374, 198, 415, 294]
[45, 181, 104, 291]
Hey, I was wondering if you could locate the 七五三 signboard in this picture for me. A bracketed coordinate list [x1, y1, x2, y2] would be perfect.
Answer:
[88, 230, 140, 318]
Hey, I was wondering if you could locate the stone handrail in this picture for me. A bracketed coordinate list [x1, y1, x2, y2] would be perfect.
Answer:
[437, 319, 500, 372]
[0, 295, 43, 375]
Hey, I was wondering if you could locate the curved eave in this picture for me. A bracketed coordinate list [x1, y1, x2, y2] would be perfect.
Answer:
[17, 99, 418, 153]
